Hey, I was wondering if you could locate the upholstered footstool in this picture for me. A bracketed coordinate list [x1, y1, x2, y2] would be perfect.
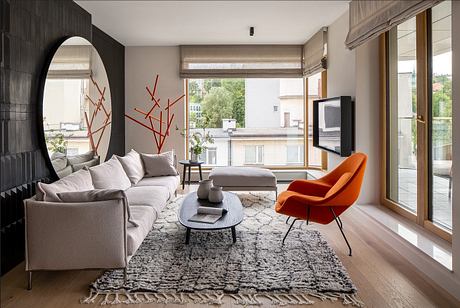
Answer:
[209, 167, 277, 197]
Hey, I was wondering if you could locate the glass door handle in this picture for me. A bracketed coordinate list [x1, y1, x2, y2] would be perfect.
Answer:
[416, 115, 426, 123]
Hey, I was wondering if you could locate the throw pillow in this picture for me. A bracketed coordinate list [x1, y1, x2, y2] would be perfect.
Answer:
[35, 169, 94, 202]
[57, 189, 139, 227]
[88, 156, 132, 190]
[67, 150, 96, 165]
[116, 149, 145, 185]
[141, 151, 178, 177]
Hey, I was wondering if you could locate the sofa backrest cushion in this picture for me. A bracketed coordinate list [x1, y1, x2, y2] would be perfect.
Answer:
[141, 151, 178, 177]
[116, 149, 145, 185]
[36, 169, 94, 202]
[57, 189, 139, 227]
[67, 150, 95, 165]
[51, 155, 68, 172]
[89, 156, 131, 190]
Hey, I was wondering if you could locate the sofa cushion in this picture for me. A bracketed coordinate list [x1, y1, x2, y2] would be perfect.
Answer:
[51, 156, 68, 171]
[36, 169, 94, 202]
[71, 157, 100, 172]
[67, 150, 96, 165]
[89, 156, 131, 190]
[127, 206, 157, 256]
[56, 165, 73, 179]
[209, 167, 277, 187]
[135, 175, 179, 199]
[141, 151, 178, 177]
[56, 189, 138, 227]
[116, 149, 145, 185]
[124, 186, 169, 214]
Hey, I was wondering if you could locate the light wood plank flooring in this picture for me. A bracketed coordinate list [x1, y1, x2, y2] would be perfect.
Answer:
[2, 185, 459, 308]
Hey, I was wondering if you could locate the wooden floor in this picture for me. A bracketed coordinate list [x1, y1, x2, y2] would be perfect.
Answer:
[2, 185, 459, 308]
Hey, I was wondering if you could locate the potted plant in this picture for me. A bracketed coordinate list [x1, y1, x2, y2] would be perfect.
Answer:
[188, 129, 214, 162]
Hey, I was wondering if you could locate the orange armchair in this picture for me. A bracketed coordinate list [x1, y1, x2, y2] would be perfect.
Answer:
[275, 152, 367, 256]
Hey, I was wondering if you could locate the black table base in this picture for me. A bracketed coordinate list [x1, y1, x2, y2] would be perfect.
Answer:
[185, 226, 237, 244]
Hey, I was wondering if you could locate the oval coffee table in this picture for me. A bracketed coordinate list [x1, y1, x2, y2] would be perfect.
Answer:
[178, 191, 243, 244]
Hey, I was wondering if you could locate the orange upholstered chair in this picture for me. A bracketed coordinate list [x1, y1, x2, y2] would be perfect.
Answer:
[275, 152, 367, 256]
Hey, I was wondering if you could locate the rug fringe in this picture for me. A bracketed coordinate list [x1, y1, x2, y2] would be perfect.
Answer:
[81, 290, 364, 306]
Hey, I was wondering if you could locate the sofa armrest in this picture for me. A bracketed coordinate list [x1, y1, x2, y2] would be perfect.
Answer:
[24, 198, 127, 271]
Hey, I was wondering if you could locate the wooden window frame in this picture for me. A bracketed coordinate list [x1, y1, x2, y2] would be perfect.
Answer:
[380, 11, 452, 242]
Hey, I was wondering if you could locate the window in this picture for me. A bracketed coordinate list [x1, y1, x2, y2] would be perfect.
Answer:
[386, 17, 418, 214]
[429, 1, 452, 230]
[206, 147, 217, 165]
[382, 2, 452, 240]
[287, 145, 303, 164]
[306, 72, 325, 167]
[245, 145, 264, 165]
[187, 78, 306, 168]
[43, 78, 92, 156]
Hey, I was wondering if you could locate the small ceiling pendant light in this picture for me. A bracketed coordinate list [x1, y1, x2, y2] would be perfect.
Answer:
[249, 26, 255, 37]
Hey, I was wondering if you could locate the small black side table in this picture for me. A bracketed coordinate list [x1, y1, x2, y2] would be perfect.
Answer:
[179, 160, 204, 189]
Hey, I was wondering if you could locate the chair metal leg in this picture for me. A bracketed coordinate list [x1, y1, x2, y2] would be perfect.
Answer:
[282, 218, 297, 245]
[27, 271, 32, 290]
[329, 207, 352, 256]
[123, 268, 128, 284]
[286, 216, 291, 224]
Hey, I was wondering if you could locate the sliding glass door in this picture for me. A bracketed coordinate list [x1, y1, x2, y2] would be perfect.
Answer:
[386, 17, 418, 214]
[382, 1, 452, 240]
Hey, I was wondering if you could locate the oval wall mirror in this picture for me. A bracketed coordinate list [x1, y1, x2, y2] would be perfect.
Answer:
[42, 37, 111, 178]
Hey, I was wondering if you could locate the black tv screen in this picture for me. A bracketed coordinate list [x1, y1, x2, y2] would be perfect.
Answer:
[313, 96, 354, 157]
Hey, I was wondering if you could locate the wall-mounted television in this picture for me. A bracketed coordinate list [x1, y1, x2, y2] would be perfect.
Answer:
[313, 96, 354, 157]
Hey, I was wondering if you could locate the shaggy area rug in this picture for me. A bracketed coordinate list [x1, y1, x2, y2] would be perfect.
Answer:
[82, 193, 363, 306]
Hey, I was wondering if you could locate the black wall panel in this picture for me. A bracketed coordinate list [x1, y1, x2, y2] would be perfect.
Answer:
[92, 26, 125, 159]
[0, 0, 125, 275]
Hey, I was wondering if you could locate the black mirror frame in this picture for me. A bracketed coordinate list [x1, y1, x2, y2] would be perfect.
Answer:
[37, 36, 84, 182]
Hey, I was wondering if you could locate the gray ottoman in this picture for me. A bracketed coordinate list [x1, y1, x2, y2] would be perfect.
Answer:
[209, 167, 277, 196]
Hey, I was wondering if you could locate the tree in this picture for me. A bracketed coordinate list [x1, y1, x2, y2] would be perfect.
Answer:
[222, 79, 245, 127]
[201, 87, 233, 128]
[188, 80, 202, 104]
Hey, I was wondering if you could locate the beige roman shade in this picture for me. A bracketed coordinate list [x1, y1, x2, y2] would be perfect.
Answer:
[303, 27, 328, 77]
[180, 45, 303, 78]
[345, 0, 443, 50]
[47, 45, 92, 79]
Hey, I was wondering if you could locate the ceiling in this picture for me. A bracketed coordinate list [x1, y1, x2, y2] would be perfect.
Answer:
[75, 1, 349, 46]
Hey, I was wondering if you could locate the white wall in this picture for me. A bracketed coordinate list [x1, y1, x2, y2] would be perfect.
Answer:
[125, 47, 186, 160]
[353, 39, 381, 204]
[325, 11, 381, 204]
[326, 12, 356, 170]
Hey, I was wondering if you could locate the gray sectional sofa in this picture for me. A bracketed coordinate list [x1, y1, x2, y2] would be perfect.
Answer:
[24, 150, 179, 289]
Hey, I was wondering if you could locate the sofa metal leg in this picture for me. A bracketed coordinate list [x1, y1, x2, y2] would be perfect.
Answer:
[282, 218, 297, 245]
[27, 271, 32, 290]
[329, 207, 352, 256]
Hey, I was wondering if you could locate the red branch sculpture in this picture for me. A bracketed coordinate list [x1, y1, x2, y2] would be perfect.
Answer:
[125, 74, 185, 153]
[85, 75, 111, 155]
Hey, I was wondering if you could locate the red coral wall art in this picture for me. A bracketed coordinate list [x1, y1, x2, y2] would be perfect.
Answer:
[85, 75, 111, 155]
[125, 74, 185, 153]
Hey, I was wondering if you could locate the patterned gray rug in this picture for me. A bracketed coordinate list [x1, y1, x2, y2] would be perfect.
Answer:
[82, 193, 363, 306]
